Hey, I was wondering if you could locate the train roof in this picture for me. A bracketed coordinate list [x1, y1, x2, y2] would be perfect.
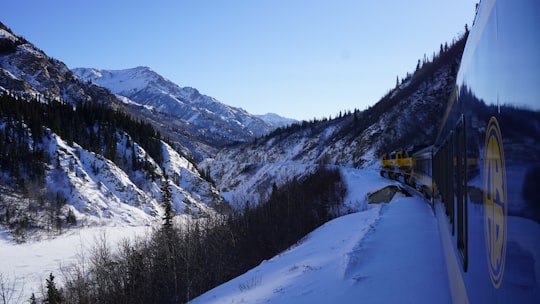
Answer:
[411, 145, 433, 156]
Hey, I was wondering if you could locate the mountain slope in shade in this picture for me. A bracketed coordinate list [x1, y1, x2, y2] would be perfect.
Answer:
[202, 34, 467, 205]
[0, 116, 225, 241]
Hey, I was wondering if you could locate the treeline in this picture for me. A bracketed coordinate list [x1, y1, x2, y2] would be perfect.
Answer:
[365, 31, 467, 120]
[38, 166, 347, 303]
[261, 32, 469, 153]
[0, 92, 163, 183]
[0, 93, 163, 239]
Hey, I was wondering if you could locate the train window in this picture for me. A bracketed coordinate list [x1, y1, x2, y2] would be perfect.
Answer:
[455, 115, 468, 271]
[443, 133, 454, 231]
[434, 135, 456, 234]
[434, 134, 454, 232]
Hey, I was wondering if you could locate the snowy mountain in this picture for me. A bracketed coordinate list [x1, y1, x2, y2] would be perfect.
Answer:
[256, 112, 297, 129]
[201, 34, 467, 205]
[0, 95, 227, 242]
[0, 19, 292, 162]
[0, 23, 117, 107]
[0, 18, 472, 303]
[0, 23, 227, 241]
[72, 67, 294, 151]
[0, 18, 467, 236]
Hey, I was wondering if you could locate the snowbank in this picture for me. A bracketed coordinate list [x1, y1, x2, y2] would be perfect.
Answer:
[191, 170, 451, 303]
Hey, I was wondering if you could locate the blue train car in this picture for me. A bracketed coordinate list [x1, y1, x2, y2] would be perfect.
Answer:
[432, 0, 540, 302]
[410, 145, 433, 198]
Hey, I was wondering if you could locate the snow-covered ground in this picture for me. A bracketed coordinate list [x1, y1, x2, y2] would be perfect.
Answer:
[0, 226, 150, 301]
[190, 169, 450, 303]
[0, 168, 450, 303]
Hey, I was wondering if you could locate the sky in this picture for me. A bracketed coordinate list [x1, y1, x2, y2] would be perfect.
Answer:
[1, 0, 475, 120]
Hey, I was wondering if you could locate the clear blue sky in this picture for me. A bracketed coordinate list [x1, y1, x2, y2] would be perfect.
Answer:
[1, 0, 475, 120]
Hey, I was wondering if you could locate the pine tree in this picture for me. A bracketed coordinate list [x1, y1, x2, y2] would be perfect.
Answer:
[66, 208, 77, 225]
[44, 273, 63, 304]
[131, 144, 138, 170]
[161, 174, 173, 228]
[29, 293, 37, 304]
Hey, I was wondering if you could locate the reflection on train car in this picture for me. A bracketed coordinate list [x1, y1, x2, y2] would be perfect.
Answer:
[379, 0, 539, 302]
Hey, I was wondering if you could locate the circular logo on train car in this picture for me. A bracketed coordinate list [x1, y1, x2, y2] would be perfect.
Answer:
[483, 117, 508, 288]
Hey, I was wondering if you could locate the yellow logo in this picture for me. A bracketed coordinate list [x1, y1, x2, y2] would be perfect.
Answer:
[483, 117, 507, 288]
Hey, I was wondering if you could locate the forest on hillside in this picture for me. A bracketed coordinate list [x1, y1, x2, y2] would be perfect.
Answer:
[19, 165, 347, 303]
[0, 93, 163, 239]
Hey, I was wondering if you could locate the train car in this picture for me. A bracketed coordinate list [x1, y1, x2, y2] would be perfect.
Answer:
[380, 152, 396, 178]
[379, 145, 434, 200]
[410, 145, 433, 199]
[432, 0, 540, 302]
[380, 146, 426, 185]
[379, 0, 539, 302]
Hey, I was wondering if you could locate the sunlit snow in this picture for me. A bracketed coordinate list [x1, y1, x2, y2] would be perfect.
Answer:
[190, 169, 450, 304]
[0, 169, 450, 303]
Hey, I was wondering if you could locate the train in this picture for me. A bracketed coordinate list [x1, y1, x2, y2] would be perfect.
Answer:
[380, 0, 540, 302]
[380, 145, 435, 198]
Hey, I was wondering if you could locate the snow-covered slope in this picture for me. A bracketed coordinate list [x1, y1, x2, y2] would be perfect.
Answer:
[0, 121, 225, 241]
[0, 23, 117, 107]
[48, 131, 221, 225]
[201, 36, 466, 204]
[73, 67, 293, 145]
[177, 168, 452, 303]
[190, 169, 451, 304]
[0, 168, 452, 303]
[191, 194, 450, 303]
[0, 22, 230, 241]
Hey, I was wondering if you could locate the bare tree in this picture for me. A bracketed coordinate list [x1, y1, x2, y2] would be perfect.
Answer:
[0, 273, 25, 304]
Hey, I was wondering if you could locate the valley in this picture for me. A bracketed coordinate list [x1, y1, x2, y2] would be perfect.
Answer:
[0, 18, 467, 303]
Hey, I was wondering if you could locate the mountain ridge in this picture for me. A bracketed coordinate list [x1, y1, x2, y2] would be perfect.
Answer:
[0, 18, 467, 243]
[72, 66, 295, 140]
[0, 17, 472, 303]
[202, 33, 467, 205]
[0, 22, 231, 240]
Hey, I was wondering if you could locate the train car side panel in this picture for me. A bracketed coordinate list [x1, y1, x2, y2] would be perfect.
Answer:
[434, 0, 540, 302]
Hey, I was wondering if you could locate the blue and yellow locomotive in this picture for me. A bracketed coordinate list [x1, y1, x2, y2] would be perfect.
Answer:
[380, 145, 434, 198]
[381, 0, 540, 302]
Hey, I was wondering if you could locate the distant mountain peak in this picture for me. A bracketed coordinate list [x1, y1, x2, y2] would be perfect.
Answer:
[73, 66, 289, 145]
[256, 113, 297, 128]
[73, 66, 170, 95]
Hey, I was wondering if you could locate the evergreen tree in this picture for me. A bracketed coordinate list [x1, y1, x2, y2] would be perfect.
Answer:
[161, 174, 173, 228]
[66, 208, 77, 226]
[131, 144, 138, 170]
[29, 293, 37, 304]
[44, 273, 63, 304]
